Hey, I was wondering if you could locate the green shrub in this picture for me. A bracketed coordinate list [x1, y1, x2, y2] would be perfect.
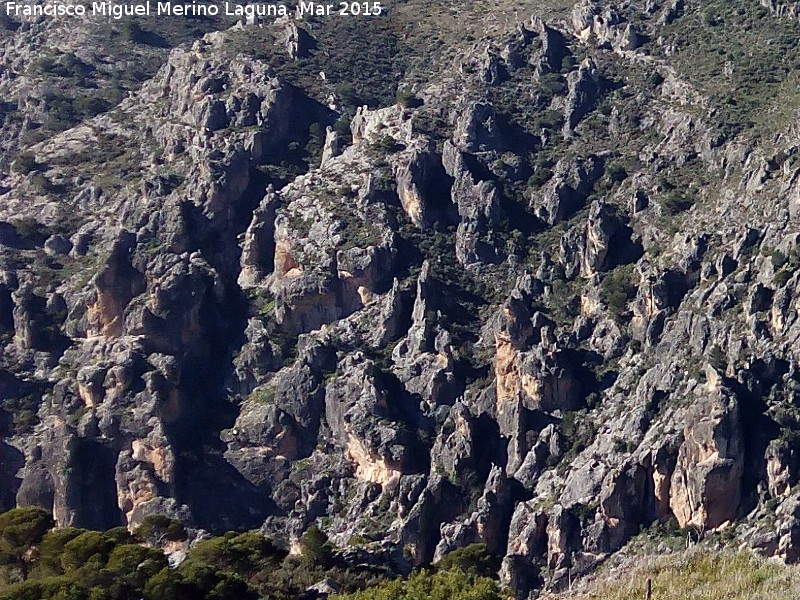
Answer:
[662, 191, 694, 215]
[538, 72, 567, 97]
[271, 15, 409, 110]
[0, 507, 54, 578]
[649, 71, 665, 87]
[36, 528, 84, 577]
[528, 168, 553, 188]
[142, 568, 192, 600]
[103, 527, 134, 546]
[606, 161, 628, 182]
[60, 531, 112, 573]
[333, 116, 352, 137]
[770, 249, 788, 269]
[0, 577, 89, 600]
[122, 20, 145, 43]
[396, 87, 422, 109]
[299, 525, 333, 567]
[29, 173, 55, 194]
[72, 96, 110, 118]
[106, 544, 168, 586]
[38, 53, 92, 80]
[347, 535, 372, 547]
[177, 560, 256, 600]
[372, 135, 403, 154]
[775, 269, 792, 286]
[600, 265, 637, 315]
[555, 409, 599, 472]
[708, 344, 726, 372]
[134, 515, 187, 545]
[188, 532, 283, 576]
[437, 544, 500, 578]
[0, 507, 385, 600]
[330, 568, 506, 600]
[0, 14, 18, 30]
[11, 153, 38, 175]
[536, 109, 563, 130]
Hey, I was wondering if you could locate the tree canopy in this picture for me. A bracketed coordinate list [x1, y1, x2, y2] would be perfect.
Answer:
[0, 508, 504, 600]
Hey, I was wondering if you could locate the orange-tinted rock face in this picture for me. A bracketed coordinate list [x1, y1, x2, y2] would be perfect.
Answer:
[669, 387, 743, 530]
[274, 237, 300, 278]
[494, 332, 520, 413]
[86, 235, 146, 339]
[346, 434, 401, 486]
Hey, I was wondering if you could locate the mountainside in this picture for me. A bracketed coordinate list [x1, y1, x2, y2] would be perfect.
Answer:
[4, 0, 800, 597]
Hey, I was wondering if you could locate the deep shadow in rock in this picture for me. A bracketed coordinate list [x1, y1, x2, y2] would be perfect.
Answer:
[72, 439, 124, 530]
[473, 414, 510, 481]
[0, 441, 23, 512]
[174, 451, 274, 533]
[734, 359, 790, 516]
[162, 266, 273, 532]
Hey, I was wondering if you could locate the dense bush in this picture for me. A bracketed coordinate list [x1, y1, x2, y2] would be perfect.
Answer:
[662, 0, 800, 136]
[299, 524, 334, 567]
[527, 168, 554, 188]
[708, 344, 726, 372]
[121, 20, 146, 43]
[0, 508, 283, 599]
[600, 265, 637, 316]
[0, 509, 400, 600]
[396, 87, 423, 109]
[134, 515, 186, 546]
[10, 217, 45, 242]
[606, 161, 628, 182]
[0, 507, 54, 579]
[330, 568, 506, 600]
[0, 393, 40, 435]
[436, 544, 500, 579]
[37, 53, 93, 80]
[10, 153, 38, 175]
[662, 191, 694, 215]
[0, 508, 506, 600]
[538, 72, 567, 99]
[270, 16, 410, 110]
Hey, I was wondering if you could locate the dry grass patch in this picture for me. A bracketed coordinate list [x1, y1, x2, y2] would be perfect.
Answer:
[544, 548, 800, 600]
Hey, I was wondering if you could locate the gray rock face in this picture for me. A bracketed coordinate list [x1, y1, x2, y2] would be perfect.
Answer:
[530, 17, 571, 75]
[561, 200, 637, 278]
[44, 235, 72, 256]
[529, 155, 603, 225]
[452, 103, 511, 154]
[563, 59, 600, 136]
[434, 465, 513, 559]
[392, 263, 458, 408]
[5, 3, 800, 598]
[396, 145, 453, 228]
[239, 191, 280, 289]
[442, 141, 504, 265]
[276, 19, 315, 60]
[571, 1, 643, 51]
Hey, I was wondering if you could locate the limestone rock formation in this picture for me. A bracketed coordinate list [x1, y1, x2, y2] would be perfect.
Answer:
[669, 381, 744, 530]
[3, 2, 800, 598]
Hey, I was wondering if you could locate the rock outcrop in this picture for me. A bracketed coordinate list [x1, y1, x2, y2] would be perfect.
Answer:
[670, 379, 744, 530]
[3, 3, 800, 599]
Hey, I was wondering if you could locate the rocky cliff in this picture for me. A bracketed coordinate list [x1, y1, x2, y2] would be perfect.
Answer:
[2, 0, 800, 596]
